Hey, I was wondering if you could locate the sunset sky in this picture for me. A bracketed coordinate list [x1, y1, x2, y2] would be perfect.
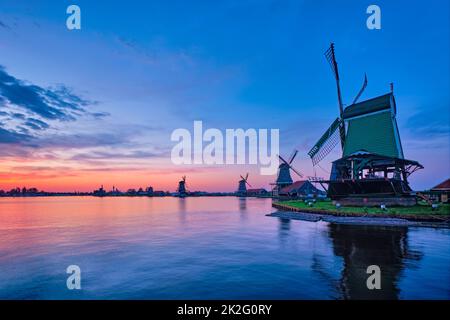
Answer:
[0, 0, 449, 192]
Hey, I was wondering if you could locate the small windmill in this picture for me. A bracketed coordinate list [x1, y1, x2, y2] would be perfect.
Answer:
[177, 176, 187, 195]
[237, 173, 252, 194]
[272, 149, 303, 192]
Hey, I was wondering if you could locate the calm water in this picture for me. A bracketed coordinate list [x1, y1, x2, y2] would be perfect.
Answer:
[0, 196, 449, 300]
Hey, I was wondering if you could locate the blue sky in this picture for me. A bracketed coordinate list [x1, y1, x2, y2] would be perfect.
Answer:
[0, 0, 449, 191]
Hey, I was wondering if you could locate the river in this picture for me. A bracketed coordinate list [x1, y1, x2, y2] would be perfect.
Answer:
[0, 196, 448, 299]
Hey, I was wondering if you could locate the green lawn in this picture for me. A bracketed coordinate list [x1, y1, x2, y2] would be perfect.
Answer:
[277, 200, 450, 217]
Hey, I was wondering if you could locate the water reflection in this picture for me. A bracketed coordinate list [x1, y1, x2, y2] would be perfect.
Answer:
[0, 197, 447, 299]
[275, 217, 426, 299]
[177, 198, 187, 224]
[238, 197, 247, 212]
[278, 218, 291, 243]
[238, 197, 248, 221]
[327, 224, 422, 299]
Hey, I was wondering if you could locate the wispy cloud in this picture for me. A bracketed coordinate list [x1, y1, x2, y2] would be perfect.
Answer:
[0, 20, 9, 29]
[0, 65, 116, 152]
[24, 117, 49, 131]
[0, 65, 97, 121]
[0, 126, 30, 144]
[71, 149, 168, 161]
[406, 104, 449, 136]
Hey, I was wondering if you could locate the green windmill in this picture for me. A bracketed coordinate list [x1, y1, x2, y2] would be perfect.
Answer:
[308, 44, 423, 206]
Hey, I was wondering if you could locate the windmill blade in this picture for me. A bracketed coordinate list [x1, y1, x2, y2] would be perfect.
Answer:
[278, 155, 289, 165]
[240, 175, 245, 181]
[245, 173, 249, 180]
[324, 43, 344, 116]
[288, 164, 304, 178]
[325, 43, 345, 150]
[288, 150, 298, 164]
[352, 73, 368, 104]
[245, 181, 252, 188]
[325, 47, 338, 81]
[308, 117, 342, 166]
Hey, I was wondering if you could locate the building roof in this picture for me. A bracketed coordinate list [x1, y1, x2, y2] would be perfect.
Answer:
[334, 151, 422, 167]
[246, 188, 267, 193]
[342, 93, 393, 119]
[279, 181, 308, 194]
[432, 178, 450, 191]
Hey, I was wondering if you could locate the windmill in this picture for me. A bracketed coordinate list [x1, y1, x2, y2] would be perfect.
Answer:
[272, 149, 303, 192]
[237, 173, 252, 194]
[307, 43, 423, 203]
[177, 175, 187, 195]
[308, 43, 368, 166]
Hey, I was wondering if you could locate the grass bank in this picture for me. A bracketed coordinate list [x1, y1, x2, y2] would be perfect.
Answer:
[273, 200, 450, 222]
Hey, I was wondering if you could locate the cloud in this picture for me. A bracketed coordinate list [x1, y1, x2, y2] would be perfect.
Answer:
[0, 20, 9, 29]
[91, 111, 110, 119]
[0, 127, 30, 144]
[16, 126, 30, 134]
[0, 65, 114, 153]
[24, 117, 49, 130]
[71, 149, 168, 161]
[11, 112, 26, 120]
[28, 132, 131, 150]
[406, 105, 450, 138]
[0, 65, 97, 121]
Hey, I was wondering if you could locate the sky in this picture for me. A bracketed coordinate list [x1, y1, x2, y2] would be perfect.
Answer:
[0, 0, 449, 192]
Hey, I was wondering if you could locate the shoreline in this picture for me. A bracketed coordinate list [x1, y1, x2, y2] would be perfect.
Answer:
[271, 202, 450, 228]
[267, 211, 450, 229]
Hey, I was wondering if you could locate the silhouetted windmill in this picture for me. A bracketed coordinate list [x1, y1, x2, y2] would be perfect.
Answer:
[237, 173, 252, 194]
[272, 150, 303, 193]
[177, 176, 187, 195]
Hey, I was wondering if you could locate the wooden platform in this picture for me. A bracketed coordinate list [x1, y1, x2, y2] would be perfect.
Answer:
[338, 195, 417, 207]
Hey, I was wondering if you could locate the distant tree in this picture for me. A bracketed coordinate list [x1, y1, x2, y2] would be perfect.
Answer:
[10, 187, 21, 195]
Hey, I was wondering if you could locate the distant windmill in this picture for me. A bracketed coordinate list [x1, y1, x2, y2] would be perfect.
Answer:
[177, 175, 187, 195]
[237, 173, 252, 194]
[272, 150, 303, 192]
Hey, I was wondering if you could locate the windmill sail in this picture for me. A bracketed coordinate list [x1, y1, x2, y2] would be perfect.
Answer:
[352, 73, 368, 104]
[308, 117, 342, 166]
[288, 150, 298, 164]
[325, 43, 346, 149]
[240, 173, 252, 187]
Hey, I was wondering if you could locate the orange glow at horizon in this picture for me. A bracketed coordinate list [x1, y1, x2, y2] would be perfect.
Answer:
[0, 165, 278, 193]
